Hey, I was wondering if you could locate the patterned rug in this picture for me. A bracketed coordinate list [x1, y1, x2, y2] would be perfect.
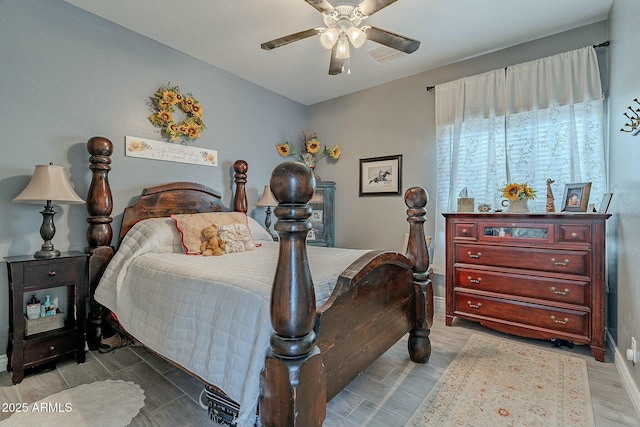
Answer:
[407, 334, 595, 427]
[0, 380, 145, 427]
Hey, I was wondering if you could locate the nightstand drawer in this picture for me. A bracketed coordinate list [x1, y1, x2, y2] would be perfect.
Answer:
[23, 331, 77, 366]
[23, 260, 81, 288]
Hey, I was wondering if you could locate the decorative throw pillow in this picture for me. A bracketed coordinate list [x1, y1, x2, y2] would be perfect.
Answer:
[217, 223, 256, 253]
[171, 212, 253, 254]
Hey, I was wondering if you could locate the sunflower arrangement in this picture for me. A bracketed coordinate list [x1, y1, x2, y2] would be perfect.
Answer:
[501, 182, 536, 201]
[276, 131, 341, 168]
[148, 83, 205, 144]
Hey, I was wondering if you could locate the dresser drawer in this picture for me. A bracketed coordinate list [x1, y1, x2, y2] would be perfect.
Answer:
[454, 292, 589, 337]
[23, 260, 81, 289]
[558, 224, 591, 245]
[454, 267, 588, 305]
[454, 222, 477, 240]
[455, 243, 588, 275]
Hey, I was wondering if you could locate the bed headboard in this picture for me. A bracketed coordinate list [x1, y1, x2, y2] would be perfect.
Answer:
[119, 180, 237, 243]
[84, 136, 249, 349]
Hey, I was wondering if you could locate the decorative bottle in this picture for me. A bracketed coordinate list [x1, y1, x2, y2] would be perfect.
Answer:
[42, 294, 53, 317]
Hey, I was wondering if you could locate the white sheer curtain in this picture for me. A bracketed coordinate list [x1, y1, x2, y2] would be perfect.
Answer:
[433, 46, 606, 275]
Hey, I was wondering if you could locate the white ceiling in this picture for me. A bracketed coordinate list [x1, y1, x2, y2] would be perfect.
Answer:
[64, 0, 612, 106]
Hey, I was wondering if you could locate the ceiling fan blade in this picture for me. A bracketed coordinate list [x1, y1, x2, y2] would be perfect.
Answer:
[357, 0, 398, 16]
[261, 28, 320, 50]
[304, 0, 335, 14]
[329, 44, 344, 75]
[365, 26, 420, 54]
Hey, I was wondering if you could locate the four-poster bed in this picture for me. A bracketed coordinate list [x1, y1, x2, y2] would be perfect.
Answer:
[84, 136, 433, 426]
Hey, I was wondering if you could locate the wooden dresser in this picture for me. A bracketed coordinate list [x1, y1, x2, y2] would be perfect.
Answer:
[443, 213, 610, 361]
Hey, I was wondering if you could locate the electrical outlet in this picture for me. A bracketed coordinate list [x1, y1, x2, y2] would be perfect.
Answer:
[633, 337, 637, 365]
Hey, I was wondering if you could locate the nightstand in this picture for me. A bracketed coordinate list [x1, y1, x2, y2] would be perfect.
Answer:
[5, 252, 87, 384]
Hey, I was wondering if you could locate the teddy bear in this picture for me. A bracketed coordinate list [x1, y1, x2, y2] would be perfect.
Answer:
[200, 224, 226, 256]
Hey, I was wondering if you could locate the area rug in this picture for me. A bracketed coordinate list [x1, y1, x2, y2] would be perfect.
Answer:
[406, 334, 595, 427]
[0, 379, 145, 427]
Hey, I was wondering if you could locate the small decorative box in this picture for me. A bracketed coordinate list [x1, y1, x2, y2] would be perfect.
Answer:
[25, 309, 64, 336]
[457, 197, 475, 212]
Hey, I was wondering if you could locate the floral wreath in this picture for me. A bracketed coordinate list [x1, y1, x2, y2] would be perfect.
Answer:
[148, 83, 205, 144]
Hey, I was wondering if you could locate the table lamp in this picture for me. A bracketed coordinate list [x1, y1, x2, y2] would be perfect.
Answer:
[255, 185, 278, 240]
[13, 163, 85, 258]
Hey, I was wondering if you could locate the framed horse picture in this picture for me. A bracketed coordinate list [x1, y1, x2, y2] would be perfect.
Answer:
[359, 155, 403, 196]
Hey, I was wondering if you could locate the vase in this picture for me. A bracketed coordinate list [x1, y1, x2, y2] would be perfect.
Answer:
[310, 167, 321, 181]
[506, 199, 529, 213]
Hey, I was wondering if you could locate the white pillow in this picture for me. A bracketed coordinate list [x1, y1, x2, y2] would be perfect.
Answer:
[247, 216, 274, 241]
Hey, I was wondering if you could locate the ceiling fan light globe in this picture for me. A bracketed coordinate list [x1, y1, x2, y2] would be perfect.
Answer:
[336, 39, 350, 59]
[347, 26, 366, 48]
[320, 28, 340, 49]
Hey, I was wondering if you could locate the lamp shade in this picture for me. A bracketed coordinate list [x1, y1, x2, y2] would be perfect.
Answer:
[13, 164, 85, 204]
[256, 185, 278, 207]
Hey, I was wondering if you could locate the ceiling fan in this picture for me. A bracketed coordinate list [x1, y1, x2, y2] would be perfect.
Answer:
[261, 0, 420, 75]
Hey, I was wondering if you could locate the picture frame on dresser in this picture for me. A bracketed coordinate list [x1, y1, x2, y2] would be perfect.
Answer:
[598, 193, 613, 213]
[359, 155, 402, 196]
[561, 182, 591, 212]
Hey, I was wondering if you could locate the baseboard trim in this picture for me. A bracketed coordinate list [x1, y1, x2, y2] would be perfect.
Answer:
[433, 295, 445, 313]
[608, 330, 640, 418]
[0, 354, 7, 373]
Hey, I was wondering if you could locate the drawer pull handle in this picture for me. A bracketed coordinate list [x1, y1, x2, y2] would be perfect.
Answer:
[550, 315, 569, 325]
[571, 232, 578, 238]
[551, 287, 569, 296]
[48, 271, 56, 277]
[467, 251, 482, 259]
[468, 276, 482, 284]
[550, 258, 569, 266]
[48, 346, 55, 352]
[467, 301, 482, 309]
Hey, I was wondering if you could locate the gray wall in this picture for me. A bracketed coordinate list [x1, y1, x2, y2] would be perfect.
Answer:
[609, 0, 640, 393]
[308, 21, 610, 293]
[0, 0, 306, 355]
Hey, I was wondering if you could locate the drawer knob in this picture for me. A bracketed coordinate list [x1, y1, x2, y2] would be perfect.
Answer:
[462, 228, 468, 235]
[467, 251, 482, 259]
[550, 315, 569, 325]
[467, 276, 482, 284]
[48, 271, 56, 277]
[571, 232, 578, 238]
[550, 258, 569, 266]
[48, 345, 55, 352]
[467, 301, 482, 309]
[551, 287, 569, 296]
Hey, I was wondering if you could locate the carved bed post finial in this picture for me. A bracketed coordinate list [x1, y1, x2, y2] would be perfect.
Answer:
[86, 136, 115, 350]
[259, 161, 326, 427]
[233, 160, 248, 213]
[404, 186, 433, 364]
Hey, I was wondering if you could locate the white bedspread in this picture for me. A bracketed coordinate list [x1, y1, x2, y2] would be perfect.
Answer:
[94, 218, 368, 426]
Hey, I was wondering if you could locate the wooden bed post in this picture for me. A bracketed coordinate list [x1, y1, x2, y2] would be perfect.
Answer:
[85, 136, 114, 350]
[232, 160, 248, 213]
[404, 187, 434, 363]
[260, 162, 326, 427]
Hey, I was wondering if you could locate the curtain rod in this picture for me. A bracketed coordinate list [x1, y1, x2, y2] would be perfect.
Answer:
[426, 41, 610, 92]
